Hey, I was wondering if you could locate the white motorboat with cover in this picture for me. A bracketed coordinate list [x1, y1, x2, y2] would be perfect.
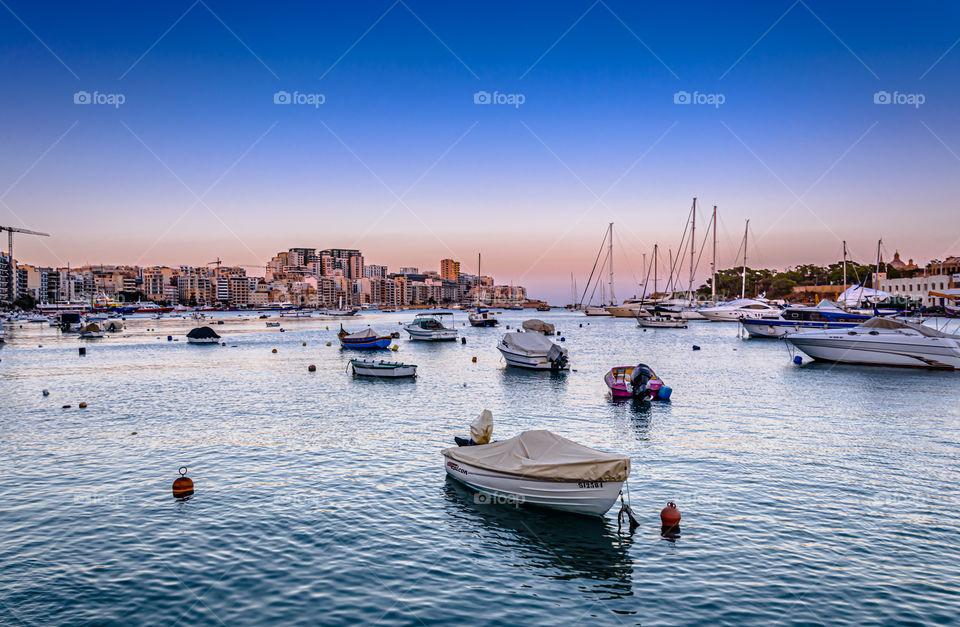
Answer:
[186, 326, 221, 344]
[404, 313, 458, 341]
[699, 298, 781, 322]
[787, 317, 960, 369]
[443, 411, 631, 516]
[79, 322, 104, 339]
[497, 331, 568, 370]
[521, 319, 555, 335]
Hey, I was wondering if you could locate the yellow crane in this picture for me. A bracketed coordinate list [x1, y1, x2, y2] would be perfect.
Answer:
[1, 225, 50, 302]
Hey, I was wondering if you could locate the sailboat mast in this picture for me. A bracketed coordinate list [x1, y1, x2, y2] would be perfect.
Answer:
[607, 222, 615, 305]
[711, 205, 717, 304]
[653, 244, 658, 296]
[688, 198, 696, 303]
[741, 220, 749, 299]
[842, 241, 847, 293]
[476, 253, 481, 308]
[875, 238, 882, 289]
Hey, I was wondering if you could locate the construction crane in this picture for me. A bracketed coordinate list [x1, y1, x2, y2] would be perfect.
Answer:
[1, 225, 50, 303]
[207, 258, 267, 276]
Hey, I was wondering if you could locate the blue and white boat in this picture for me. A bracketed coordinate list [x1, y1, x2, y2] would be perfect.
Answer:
[338, 325, 394, 349]
[739, 300, 870, 338]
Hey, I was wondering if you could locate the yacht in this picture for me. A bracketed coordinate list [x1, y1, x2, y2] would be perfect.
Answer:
[740, 300, 870, 338]
[787, 317, 960, 369]
[699, 298, 781, 322]
[605, 298, 650, 318]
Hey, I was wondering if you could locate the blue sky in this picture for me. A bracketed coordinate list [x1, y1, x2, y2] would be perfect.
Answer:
[2, 1, 959, 301]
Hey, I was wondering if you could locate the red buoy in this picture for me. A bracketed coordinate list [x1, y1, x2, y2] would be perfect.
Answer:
[660, 501, 681, 526]
[172, 467, 194, 498]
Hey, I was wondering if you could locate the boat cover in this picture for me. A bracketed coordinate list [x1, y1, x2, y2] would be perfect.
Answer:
[343, 328, 378, 339]
[470, 409, 493, 445]
[501, 331, 564, 356]
[443, 429, 630, 482]
[836, 285, 894, 306]
[80, 323, 102, 333]
[522, 319, 555, 335]
[186, 326, 220, 339]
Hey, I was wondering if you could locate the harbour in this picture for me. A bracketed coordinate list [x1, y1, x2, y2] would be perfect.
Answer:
[1, 309, 958, 625]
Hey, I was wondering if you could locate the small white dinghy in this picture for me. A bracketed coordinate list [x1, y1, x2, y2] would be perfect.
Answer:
[443, 411, 630, 517]
[350, 359, 417, 378]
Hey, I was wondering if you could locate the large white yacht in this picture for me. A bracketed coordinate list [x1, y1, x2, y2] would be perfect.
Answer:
[787, 317, 960, 369]
[699, 298, 781, 322]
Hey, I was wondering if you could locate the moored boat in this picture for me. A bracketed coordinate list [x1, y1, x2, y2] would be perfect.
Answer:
[699, 298, 781, 322]
[349, 359, 417, 378]
[496, 331, 568, 370]
[338, 325, 394, 349]
[443, 414, 630, 517]
[79, 322, 104, 339]
[186, 326, 221, 344]
[468, 309, 498, 327]
[786, 317, 960, 369]
[636, 316, 687, 328]
[604, 363, 672, 400]
[404, 313, 457, 341]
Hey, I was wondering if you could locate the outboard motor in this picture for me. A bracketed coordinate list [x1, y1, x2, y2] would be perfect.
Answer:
[630, 364, 655, 400]
[547, 344, 568, 371]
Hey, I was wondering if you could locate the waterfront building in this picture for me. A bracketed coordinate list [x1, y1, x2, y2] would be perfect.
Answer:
[364, 264, 387, 279]
[440, 259, 460, 281]
[879, 273, 954, 307]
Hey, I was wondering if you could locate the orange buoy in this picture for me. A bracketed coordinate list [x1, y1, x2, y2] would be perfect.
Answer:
[660, 501, 681, 526]
[272, 348, 278, 353]
[471, 356, 477, 362]
[78, 402, 87, 408]
[172, 467, 194, 498]
[308, 364, 316, 372]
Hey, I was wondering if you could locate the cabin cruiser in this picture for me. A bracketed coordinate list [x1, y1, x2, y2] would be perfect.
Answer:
[497, 331, 568, 370]
[404, 313, 458, 341]
[787, 317, 960, 369]
[740, 299, 870, 338]
[698, 298, 781, 322]
[443, 410, 630, 516]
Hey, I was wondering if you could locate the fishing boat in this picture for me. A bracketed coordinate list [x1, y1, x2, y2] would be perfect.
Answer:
[786, 317, 960, 369]
[496, 331, 568, 370]
[604, 363, 672, 400]
[443, 412, 630, 517]
[404, 313, 458, 341]
[636, 315, 687, 328]
[266, 321, 280, 327]
[79, 322, 104, 339]
[338, 325, 394, 349]
[468, 309, 498, 327]
[536, 304, 551, 312]
[350, 359, 417, 378]
[186, 326, 221, 344]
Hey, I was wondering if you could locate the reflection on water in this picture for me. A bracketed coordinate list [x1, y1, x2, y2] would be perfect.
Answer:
[442, 477, 633, 598]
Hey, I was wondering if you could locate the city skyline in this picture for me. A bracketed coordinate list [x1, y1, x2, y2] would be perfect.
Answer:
[3, 1, 960, 304]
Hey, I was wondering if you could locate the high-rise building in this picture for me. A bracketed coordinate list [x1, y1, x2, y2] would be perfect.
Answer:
[364, 264, 387, 278]
[319, 249, 364, 279]
[440, 259, 460, 281]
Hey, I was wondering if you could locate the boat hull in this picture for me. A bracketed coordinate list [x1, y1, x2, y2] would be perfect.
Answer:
[583, 306, 612, 316]
[339, 337, 393, 349]
[187, 338, 219, 344]
[351, 361, 417, 377]
[637, 317, 687, 328]
[740, 319, 859, 338]
[443, 456, 623, 516]
[787, 334, 960, 369]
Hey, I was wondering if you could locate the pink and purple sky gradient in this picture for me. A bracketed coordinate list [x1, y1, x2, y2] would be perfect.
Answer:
[3, 1, 959, 302]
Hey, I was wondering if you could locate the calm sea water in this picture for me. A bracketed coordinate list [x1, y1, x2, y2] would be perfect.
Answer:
[1, 311, 958, 626]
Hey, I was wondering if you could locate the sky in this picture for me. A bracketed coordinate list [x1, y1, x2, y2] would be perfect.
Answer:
[2, 0, 959, 303]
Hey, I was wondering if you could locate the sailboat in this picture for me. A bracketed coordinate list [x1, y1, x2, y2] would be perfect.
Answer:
[469, 254, 499, 327]
[580, 223, 615, 316]
[323, 295, 359, 317]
